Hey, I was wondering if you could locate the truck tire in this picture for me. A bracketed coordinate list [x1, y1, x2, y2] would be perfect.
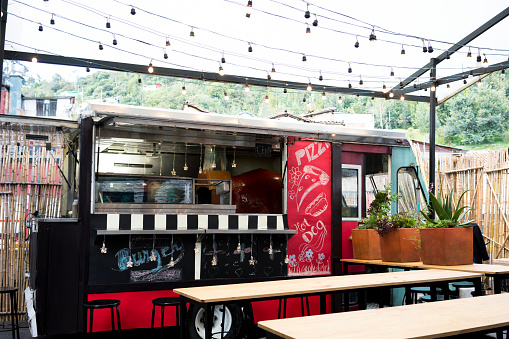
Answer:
[187, 304, 243, 339]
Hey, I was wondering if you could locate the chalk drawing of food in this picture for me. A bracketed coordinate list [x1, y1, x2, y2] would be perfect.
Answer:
[305, 192, 328, 217]
[295, 219, 327, 262]
[296, 165, 330, 211]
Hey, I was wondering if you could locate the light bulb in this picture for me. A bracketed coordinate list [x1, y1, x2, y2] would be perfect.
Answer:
[99, 42, 103, 50]
[169, 256, 175, 267]
[501, 69, 506, 78]
[321, 92, 326, 100]
[247, 0, 252, 7]
[483, 54, 489, 68]
[390, 67, 394, 77]
[313, 14, 318, 27]
[112, 35, 117, 45]
[38, 23, 43, 31]
[211, 256, 217, 266]
[211, 162, 216, 169]
[237, 242, 241, 251]
[183, 164, 188, 171]
[389, 91, 394, 98]
[306, 24, 311, 34]
[477, 78, 482, 86]
[163, 50, 168, 59]
[194, 242, 200, 253]
[265, 95, 269, 103]
[271, 63, 276, 73]
[338, 96, 342, 104]
[244, 84, 250, 92]
[382, 84, 387, 93]
[369, 28, 376, 43]
[430, 84, 436, 92]
[306, 83, 312, 91]
[166, 38, 171, 47]
[467, 48, 472, 58]
[148, 63, 154, 73]
[130, 6, 136, 15]
[354, 36, 359, 48]
[268, 246, 273, 255]
[86, 67, 90, 72]
[31, 56, 38, 63]
[400, 95, 405, 101]
[50, 14, 55, 25]
[302, 54, 307, 62]
[106, 18, 111, 28]
[182, 86, 186, 95]
[284, 255, 289, 264]
[224, 91, 229, 100]
[447, 84, 450, 88]
[171, 169, 176, 175]
[232, 161, 236, 168]
[401, 45, 405, 55]
[248, 43, 253, 52]
[190, 28, 195, 37]
[150, 250, 157, 261]
[219, 66, 224, 76]
[249, 256, 255, 265]
[100, 242, 107, 254]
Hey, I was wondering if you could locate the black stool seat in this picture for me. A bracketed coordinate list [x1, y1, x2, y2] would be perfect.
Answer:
[152, 297, 180, 307]
[151, 297, 181, 339]
[83, 299, 121, 338]
[0, 286, 20, 339]
[84, 299, 121, 309]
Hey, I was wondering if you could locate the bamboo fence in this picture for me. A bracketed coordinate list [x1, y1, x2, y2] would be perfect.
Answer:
[411, 141, 509, 261]
[0, 122, 64, 322]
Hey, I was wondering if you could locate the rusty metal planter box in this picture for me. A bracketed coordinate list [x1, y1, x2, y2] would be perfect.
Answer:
[352, 229, 381, 260]
[420, 227, 473, 266]
[379, 228, 421, 262]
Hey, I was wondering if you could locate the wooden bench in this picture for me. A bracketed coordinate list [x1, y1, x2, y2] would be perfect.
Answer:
[258, 292, 509, 339]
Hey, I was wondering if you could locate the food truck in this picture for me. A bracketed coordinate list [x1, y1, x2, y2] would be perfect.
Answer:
[29, 103, 426, 337]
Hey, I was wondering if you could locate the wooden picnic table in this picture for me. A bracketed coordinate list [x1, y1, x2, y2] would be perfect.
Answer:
[258, 292, 509, 339]
[341, 258, 509, 293]
[174, 269, 483, 339]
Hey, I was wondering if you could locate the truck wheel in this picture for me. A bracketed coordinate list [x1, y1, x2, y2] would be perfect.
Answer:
[187, 304, 242, 339]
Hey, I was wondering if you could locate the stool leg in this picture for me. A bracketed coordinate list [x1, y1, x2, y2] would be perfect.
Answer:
[116, 306, 121, 339]
[151, 304, 155, 339]
[306, 297, 310, 316]
[14, 292, 19, 339]
[300, 298, 305, 316]
[277, 299, 282, 319]
[160, 306, 164, 339]
[283, 298, 287, 318]
[89, 309, 94, 339]
[176, 305, 180, 327]
[111, 307, 115, 331]
[10, 292, 15, 339]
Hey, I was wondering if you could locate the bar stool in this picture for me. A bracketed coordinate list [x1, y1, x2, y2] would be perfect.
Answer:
[0, 286, 20, 339]
[452, 281, 475, 298]
[83, 299, 121, 338]
[151, 297, 180, 339]
[407, 286, 442, 304]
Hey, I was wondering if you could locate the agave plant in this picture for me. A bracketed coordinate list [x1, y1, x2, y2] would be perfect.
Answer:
[420, 190, 473, 228]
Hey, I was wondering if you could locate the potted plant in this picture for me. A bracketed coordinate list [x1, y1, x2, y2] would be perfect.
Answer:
[377, 211, 422, 262]
[420, 190, 474, 266]
[351, 185, 395, 260]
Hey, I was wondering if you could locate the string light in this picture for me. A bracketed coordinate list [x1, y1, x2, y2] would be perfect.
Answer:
[138, 73, 142, 84]
[244, 80, 250, 92]
[219, 64, 224, 76]
[50, 14, 55, 25]
[467, 47, 472, 58]
[265, 94, 269, 103]
[321, 91, 326, 100]
[463, 79, 467, 84]
[283, 87, 287, 93]
[427, 40, 433, 53]
[106, 16, 111, 29]
[86, 67, 90, 72]
[98, 42, 103, 50]
[389, 91, 394, 98]
[268, 234, 273, 255]
[430, 83, 436, 92]
[348, 81, 352, 89]
[399, 78, 403, 88]
[221, 51, 226, 64]
[476, 48, 482, 64]
[237, 234, 241, 251]
[249, 234, 255, 265]
[130, 6, 136, 15]
[247, 0, 252, 7]
[304, 3, 310, 19]
[100, 235, 107, 254]
[401, 44, 405, 55]
[306, 80, 312, 91]
[248, 42, 252, 52]
[183, 143, 188, 171]
[354, 35, 359, 48]
[369, 26, 376, 43]
[271, 63, 276, 73]
[446, 51, 450, 59]
[348, 62, 352, 73]
[447, 84, 450, 88]
[190, 27, 195, 37]
[169, 235, 175, 267]
[303, 96, 306, 102]
[483, 54, 489, 67]
[163, 48, 168, 59]
[112, 34, 117, 45]
[319, 70, 323, 81]
[477, 78, 482, 86]
[232, 147, 237, 168]
[38, 23, 43, 31]
[266, 71, 271, 80]
[501, 69, 506, 78]
[306, 24, 311, 34]
[148, 60, 154, 73]
[359, 75, 363, 86]
[31, 54, 38, 63]
[171, 143, 177, 175]
[400, 94, 405, 101]
[390, 67, 394, 77]
[338, 96, 342, 104]
[194, 235, 200, 253]
[313, 14, 318, 27]
[150, 235, 157, 261]
[382, 83, 387, 93]
[422, 39, 427, 53]
[224, 91, 229, 100]
[181, 83, 186, 95]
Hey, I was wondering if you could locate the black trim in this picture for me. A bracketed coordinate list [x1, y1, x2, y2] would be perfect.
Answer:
[331, 143, 342, 275]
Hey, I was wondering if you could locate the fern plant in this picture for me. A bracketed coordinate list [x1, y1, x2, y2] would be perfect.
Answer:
[420, 190, 473, 228]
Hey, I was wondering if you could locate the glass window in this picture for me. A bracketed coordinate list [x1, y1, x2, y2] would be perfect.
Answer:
[342, 165, 362, 219]
[365, 173, 389, 212]
[397, 167, 428, 214]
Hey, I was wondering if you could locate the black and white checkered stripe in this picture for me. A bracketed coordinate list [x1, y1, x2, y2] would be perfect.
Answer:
[92, 214, 288, 232]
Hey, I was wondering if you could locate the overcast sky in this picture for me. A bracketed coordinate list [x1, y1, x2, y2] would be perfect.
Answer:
[6, 0, 509, 100]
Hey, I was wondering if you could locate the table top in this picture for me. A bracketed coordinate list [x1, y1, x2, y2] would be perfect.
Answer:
[258, 292, 509, 339]
[341, 258, 509, 275]
[174, 269, 482, 304]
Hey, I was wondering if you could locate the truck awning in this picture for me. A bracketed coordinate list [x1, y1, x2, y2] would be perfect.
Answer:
[92, 213, 295, 235]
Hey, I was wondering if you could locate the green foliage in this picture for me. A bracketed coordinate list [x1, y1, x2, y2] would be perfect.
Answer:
[420, 190, 473, 228]
[358, 184, 400, 230]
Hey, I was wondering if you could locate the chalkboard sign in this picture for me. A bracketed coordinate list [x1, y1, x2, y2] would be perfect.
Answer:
[200, 234, 287, 279]
[89, 233, 194, 285]
[255, 143, 272, 158]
